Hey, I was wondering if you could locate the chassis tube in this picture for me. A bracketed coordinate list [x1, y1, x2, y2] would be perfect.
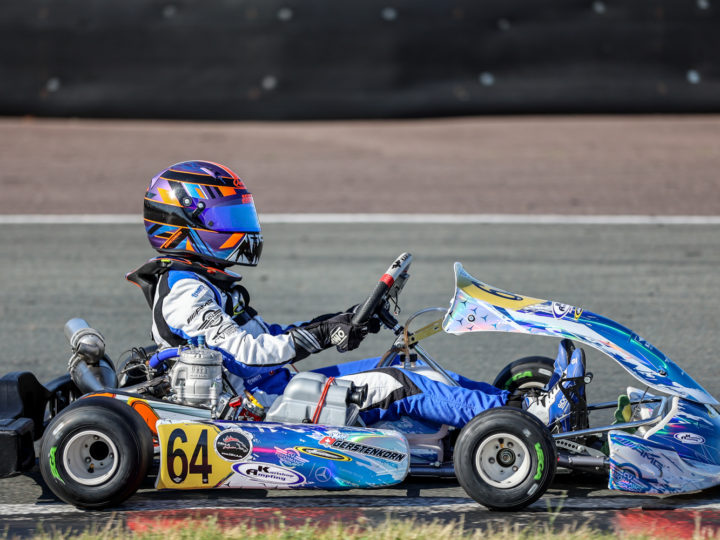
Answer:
[557, 454, 609, 469]
[410, 464, 456, 477]
[553, 396, 668, 440]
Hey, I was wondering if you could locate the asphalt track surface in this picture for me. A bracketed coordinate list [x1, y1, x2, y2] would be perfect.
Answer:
[1, 222, 720, 537]
[1, 116, 720, 536]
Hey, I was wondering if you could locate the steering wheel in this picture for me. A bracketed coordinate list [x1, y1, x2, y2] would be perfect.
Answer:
[351, 252, 413, 326]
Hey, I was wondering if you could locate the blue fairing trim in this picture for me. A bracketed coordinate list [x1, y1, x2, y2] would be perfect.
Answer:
[167, 270, 223, 304]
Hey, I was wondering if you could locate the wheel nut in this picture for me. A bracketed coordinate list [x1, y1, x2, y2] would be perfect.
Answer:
[489, 457, 495, 464]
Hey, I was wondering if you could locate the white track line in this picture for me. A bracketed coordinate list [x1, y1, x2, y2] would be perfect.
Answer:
[4, 495, 720, 516]
[1, 214, 720, 225]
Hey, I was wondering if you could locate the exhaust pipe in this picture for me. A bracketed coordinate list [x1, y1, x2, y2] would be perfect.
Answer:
[65, 318, 118, 393]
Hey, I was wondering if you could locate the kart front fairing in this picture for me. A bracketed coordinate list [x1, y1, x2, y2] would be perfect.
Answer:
[443, 263, 718, 406]
[608, 396, 720, 494]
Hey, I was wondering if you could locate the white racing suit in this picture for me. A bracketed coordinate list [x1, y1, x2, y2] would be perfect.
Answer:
[127, 257, 509, 428]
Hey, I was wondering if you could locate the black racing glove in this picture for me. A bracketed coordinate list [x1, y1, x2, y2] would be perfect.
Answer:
[289, 312, 369, 361]
[346, 304, 382, 334]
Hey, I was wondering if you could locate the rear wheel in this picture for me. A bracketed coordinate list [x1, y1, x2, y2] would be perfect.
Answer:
[454, 407, 556, 511]
[492, 356, 555, 394]
[39, 397, 153, 509]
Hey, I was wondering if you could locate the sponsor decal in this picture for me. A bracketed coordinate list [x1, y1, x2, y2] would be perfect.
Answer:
[187, 300, 213, 324]
[274, 447, 309, 468]
[557, 395, 569, 413]
[213, 322, 238, 341]
[533, 442, 545, 481]
[551, 302, 573, 319]
[232, 462, 305, 485]
[296, 446, 352, 462]
[199, 309, 224, 330]
[391, 253, 410, 269]
[319, 436, 406, 463]
[214, 429, 252, 461]
[49, 447, 64, 484]
[191, 285, 203, 298]
[631, 333, 659, 355]
[505, 370, 532, 389]
[314, 466, 331, 482]
[674, 432, 706, 445]
[329, 327, 347, 346]
[573, 307, 584, 320]
[473, 281, 524, 302]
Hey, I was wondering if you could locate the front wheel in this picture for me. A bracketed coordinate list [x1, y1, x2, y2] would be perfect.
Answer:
[454, 407, 557, 511]
[39, 396, 154, 509]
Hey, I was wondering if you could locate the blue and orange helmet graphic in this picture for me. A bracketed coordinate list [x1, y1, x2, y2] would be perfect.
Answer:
[144, 161, 263, 267]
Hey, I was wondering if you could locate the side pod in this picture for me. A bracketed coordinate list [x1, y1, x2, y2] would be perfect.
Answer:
[0, 372, 51, 477]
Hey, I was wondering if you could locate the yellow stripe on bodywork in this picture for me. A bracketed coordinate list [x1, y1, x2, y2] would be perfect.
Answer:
[457, 272, 544, 311]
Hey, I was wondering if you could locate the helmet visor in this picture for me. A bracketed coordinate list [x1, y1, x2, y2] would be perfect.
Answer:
[201, 201, 261, 233]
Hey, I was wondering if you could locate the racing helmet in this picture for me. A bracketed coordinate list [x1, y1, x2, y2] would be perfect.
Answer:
[143, 160, 263, 267]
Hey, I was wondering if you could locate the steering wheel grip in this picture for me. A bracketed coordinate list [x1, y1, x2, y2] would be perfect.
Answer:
[351, 252, 412, 325]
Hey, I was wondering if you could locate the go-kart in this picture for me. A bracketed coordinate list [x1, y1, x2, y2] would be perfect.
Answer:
[1, 253, 719, 512]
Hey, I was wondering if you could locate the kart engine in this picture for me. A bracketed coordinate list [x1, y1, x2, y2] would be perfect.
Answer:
[167, 344, 226, 414]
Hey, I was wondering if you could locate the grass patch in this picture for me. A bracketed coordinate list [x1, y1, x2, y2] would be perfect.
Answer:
[21, 514, 720, 540]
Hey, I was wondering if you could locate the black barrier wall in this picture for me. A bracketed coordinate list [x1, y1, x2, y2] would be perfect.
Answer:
[2, 0, 719, 119]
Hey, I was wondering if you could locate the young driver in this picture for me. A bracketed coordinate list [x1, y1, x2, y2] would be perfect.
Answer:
[127, 161, 583, 429]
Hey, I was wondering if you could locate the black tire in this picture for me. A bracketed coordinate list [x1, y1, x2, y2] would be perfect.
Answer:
[39, 396, 154, 509]
[454, 407, 557, 511]
[492, 356, 555, 394]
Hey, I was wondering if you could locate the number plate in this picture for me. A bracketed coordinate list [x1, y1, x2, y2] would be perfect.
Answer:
[156, 421, 233, 489]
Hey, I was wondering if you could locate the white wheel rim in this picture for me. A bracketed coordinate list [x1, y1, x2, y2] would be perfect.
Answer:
[516, 380, 546, 390]
[62, 430, 119, 486]
[475, 433, 532, 489]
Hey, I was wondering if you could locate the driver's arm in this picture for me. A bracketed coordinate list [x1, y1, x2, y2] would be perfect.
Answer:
[162, 276, 369, 377]
[162, 277, 297, 379]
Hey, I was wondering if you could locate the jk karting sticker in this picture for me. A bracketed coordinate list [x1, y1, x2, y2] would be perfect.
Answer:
[232, 462, 306, 485]
[319, 436, 406, 462]
[296, 446, 352, 462]
[215, 429, 253, 461]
